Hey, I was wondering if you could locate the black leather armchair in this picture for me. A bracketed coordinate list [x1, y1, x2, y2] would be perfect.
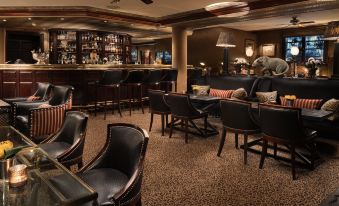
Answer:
[161, 69, 177, 93]
[258, 104, 318, 180]
[39, 111, 88, 168]
[4, 82, 53, 104]
[217, 99, 261, 165]
[78, 123, 149, 206]
[166, 93, 208, 143]
[14, 85, 74, 142]
[148, 89, 171, 136]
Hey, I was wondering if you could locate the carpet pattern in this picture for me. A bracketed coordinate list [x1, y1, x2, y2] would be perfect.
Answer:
[83, 109, 339, 206]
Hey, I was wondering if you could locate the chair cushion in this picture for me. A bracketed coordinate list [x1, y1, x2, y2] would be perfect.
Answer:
[39, 142, 71, 158]
[256, 91, 277, 103]
[209, 88, 234, 98]
[191, 85, 210, 96]
[231, 88, 248, 100]
[321, 98, 339, 121]
[78, 168, 129, 205]
[280, 97, 323, 109]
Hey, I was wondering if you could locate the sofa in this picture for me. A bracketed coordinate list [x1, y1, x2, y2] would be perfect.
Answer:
[197, 75, 339, 139]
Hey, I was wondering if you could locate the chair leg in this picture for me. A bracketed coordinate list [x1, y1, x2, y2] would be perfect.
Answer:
[310, 142, 316, 170]
[94, 85, 98, 117]
[128, 86, 133, 116]
[235, 133, 239, 149]
[259, 139, 268, 169]
[104, 88, 107, 120]
[161, 114, 165, 136]
[165, 114, 169, 127]
[139, 85, 144, 114]
[169, 116, 174, 138]
[244, 134, 248, 165]
[77, 160, 83, 169]
[217, 128, 227, 157]
[204, 116, 207, 136]
[136, 196, 142, 206]
[149, 113, 154, 132]
[291, 145, 297, 180]
[274, 143, 278, 158]
[184, 119, 188, 144]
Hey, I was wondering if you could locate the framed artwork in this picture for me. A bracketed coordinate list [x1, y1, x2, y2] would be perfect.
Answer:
[262, 44, 275, 56]
[245, 39, 255, 53]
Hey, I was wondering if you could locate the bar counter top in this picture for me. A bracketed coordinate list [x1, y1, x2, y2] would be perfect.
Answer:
[0, 64, 177, 70]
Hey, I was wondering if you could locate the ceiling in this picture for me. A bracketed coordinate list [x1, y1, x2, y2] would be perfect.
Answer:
[0, 0, 339, 42]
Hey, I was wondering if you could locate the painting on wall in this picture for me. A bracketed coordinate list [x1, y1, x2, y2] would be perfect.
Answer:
[245, 39, 255, 54]
[262, 44, 275, 57]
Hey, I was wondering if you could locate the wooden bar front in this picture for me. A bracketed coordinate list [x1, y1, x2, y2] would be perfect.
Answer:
[0, 64, 175, 106]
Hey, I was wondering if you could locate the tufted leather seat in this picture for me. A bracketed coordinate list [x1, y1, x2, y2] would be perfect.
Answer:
[39, 111, 88, 168]
[77, 123, 149, 206]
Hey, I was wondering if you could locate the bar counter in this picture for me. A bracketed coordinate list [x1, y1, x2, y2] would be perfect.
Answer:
[0, 64, 181, 106]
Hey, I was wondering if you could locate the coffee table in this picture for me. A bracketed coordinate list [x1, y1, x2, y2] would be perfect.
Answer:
[0, 127, 98, 205]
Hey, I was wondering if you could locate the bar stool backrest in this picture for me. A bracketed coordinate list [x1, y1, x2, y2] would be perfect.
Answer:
[99, 70, 123, 85]
[220, 99, 259, 132]
[162, 69, 178, 82]
[259, 104, 305, 142]
[123, 70, 145, 84]
[146, 70, 164, 84]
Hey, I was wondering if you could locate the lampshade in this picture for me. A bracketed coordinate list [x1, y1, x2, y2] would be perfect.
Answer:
[291, 46, 299, 56]
[324, 21, 339, 41]
[245, 47, 254, 57]
[216, 32, 236, 48]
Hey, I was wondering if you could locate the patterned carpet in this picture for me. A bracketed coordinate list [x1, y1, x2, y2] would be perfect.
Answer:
[83, 108, 339, 206]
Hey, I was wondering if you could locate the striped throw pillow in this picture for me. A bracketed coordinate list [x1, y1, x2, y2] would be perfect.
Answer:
[280, 97, 322, 109]
[209, 88, 234, 98]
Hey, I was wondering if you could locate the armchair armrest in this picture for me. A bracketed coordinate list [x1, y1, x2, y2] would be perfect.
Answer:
[14, 101, 49, 116]
[28, 104, 66, 140]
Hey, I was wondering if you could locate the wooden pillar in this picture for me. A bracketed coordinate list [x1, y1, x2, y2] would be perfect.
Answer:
[172, 26, 187, 93]
[0, 28, 5, 64]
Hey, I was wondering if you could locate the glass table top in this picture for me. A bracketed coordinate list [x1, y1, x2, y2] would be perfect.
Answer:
[0, 127, 97, 206]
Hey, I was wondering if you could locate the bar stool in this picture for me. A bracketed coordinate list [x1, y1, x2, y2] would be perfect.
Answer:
[94, 70, 123, 119]
[144, 69, 164, 90]
[187, 68, 203, 93]
[161, 69, 178, 93]
[122, 70, 145, 116]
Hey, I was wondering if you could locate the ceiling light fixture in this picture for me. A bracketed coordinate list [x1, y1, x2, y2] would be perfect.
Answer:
[205, 2, 249, 18]
[2, 19, 7, 22]
[28, 17, 32, 21]
[32, 23, 37, 27]
[104, 20, 108, 23]
[60, 18, 65, 21]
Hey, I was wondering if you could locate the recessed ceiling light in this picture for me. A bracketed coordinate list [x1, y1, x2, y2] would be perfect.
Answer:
[205, 2, 249, 18]
[104, 20, 108, 23]
[28, 17, 32, 21]
[2, 19, 7, 22]
[205, 2, 248, 11]
[60, 18, 65, 21]
[32, 22, 37, 27]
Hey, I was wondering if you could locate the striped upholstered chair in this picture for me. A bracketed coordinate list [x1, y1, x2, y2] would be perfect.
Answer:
[13, 85, 74, 143]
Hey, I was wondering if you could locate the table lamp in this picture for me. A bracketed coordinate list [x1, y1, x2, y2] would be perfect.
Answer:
[290, 46, 299, 77]
[324, 21, 339, 79]
[216, 32, 236, 75]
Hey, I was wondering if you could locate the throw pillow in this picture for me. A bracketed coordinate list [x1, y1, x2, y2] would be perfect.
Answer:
[280, 97, 323, 109]
[321, 98, 339, 121]
[256, 91, 277, 103]
[38, 104, 51, 108]
[27, 95, 40, 101]
[231, 88, 248, 100]
[209, 88, 234, 99]
[191, 85, 210, 96]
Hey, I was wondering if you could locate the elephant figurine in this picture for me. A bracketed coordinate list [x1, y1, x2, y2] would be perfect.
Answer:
[252, 56, 289, 77]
